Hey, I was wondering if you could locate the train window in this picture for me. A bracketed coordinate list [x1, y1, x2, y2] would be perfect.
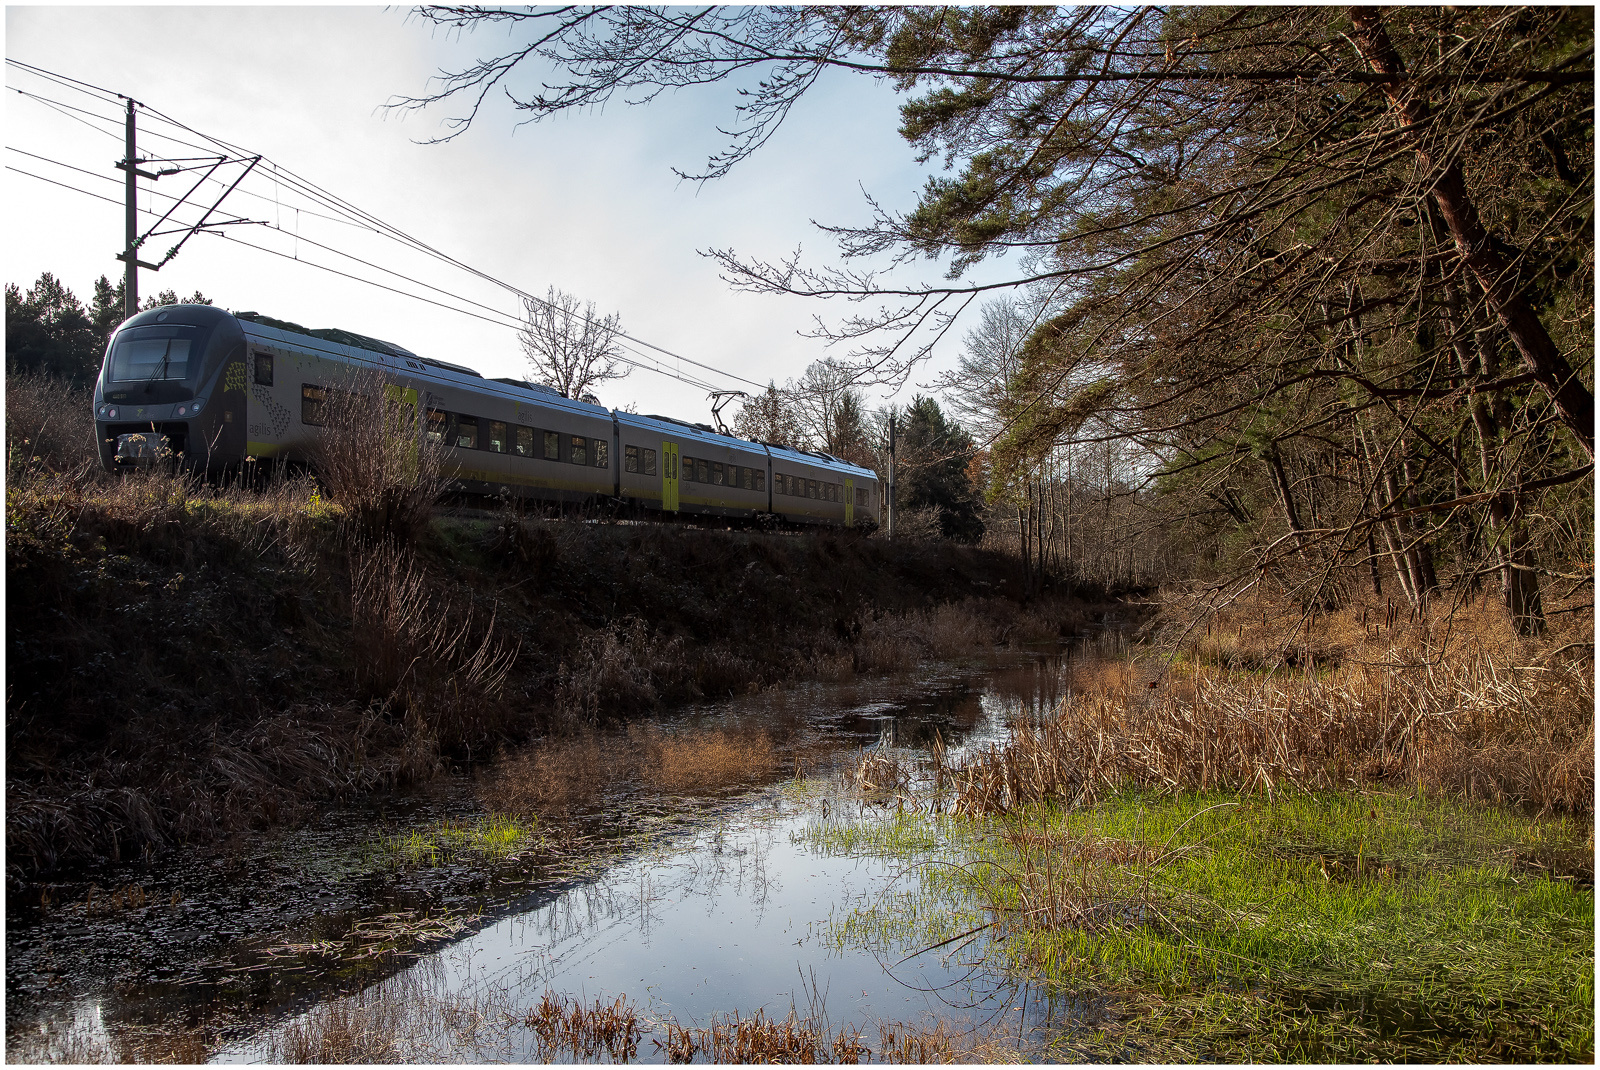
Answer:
[643, 447, 657, 476]
[625, 445, 639, 473]
[856, 486, 868, 507]
[712, 462, 725, 486]
[452, 415, 478, 450]
[488, 421, 508, 453]
[809, 479, 819, 499]
[755, 470, 765, 492]
[569, 435, 587, 466]
[515, 425, 534, 457]
[254, 352, 273, 386]
[680, 456, 693, 482]
[593, 439, 608, 467]
[543, 430, 560, 461]
[695, 459, 709, 484]
[301, 384, 326, 426]
[426, 410, 446, 444]
[738, 466, 750, 490]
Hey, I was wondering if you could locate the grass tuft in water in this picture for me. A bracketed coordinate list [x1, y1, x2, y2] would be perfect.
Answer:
[368, 814, 537, 869]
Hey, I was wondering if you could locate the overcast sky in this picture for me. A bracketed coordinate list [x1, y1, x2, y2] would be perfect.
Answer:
[6, 7, 1009, 423]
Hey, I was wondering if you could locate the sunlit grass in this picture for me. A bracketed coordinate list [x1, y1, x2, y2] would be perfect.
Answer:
[368, 814, 538, 869]
[820, 790, 1593, 1062]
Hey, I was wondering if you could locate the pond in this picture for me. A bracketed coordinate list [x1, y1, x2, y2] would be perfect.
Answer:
[8, 641, 1120, 1063]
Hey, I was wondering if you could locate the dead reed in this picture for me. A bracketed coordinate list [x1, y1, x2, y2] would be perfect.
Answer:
[268, 983, 410, 1063]
[876, 1020, 957, 1063]
[660, 1007, 867, 1064]
[523, 990, 642, 1062]
[948, 641, 1593, 816]
[480, 723, 778, 816]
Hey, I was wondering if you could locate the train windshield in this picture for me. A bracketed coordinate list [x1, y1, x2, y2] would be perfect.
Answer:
[108, 325, 207, 382]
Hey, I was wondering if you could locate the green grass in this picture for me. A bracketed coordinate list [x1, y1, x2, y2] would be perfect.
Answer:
[367, 814, 538, 869]
[821, 790, 1593, 1062]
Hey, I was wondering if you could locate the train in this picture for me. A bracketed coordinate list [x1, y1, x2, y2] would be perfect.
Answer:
[91, 303, 882, 529]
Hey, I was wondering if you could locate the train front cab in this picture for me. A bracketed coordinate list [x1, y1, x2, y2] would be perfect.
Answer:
[94, 304, 249, 473]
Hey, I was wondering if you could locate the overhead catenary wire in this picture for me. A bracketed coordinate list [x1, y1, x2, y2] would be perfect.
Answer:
[7, 58, 771, 393]
[6, 154, 730, 394]
[12, 75, 762, 391]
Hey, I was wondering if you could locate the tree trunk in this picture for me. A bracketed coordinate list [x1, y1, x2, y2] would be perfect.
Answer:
[1444, 278, 1546, 635]
[1349, 7, 1594, 460]
[1263, 444, 1305, 549]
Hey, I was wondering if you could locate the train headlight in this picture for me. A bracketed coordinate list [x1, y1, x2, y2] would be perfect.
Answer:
[190, 399, 202, 413]
[176, 405, 188, 416]
[106, 406, 119, 419]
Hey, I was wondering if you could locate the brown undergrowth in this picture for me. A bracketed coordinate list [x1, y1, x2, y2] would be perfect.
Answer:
[7, 375, 1109, 876]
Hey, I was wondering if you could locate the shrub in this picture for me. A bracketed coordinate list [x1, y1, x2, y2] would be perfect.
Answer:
[5, 371, 97, 475]
[311, 371, 447, 546]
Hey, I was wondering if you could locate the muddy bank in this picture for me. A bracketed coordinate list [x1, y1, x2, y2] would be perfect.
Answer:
[7, 485, 1129, 877]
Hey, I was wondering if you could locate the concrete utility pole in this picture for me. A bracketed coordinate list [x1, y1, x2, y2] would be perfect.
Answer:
[887, 413, 896, 538]
[122, 97, 138, 319]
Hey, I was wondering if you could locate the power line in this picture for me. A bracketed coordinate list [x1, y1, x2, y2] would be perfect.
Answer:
[8, 58, 773, 392]
[6, 157, 728, 393]
[13, 69, 767, 390]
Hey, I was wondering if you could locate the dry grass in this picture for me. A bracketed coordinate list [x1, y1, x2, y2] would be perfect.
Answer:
[347, 541, 519, 756]
[641, 723, 776, 793]
[268, 983, 412, 1063]
[6, 370, 98, 474]
[480, 723, 777, 816]
[6, 703, 407, 872]
[946, 601, 1594, 816]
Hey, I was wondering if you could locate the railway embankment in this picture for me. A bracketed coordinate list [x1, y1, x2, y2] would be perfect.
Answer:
[6, 466, 1122, 878]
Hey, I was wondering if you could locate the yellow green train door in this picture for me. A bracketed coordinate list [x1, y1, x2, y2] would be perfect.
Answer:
[385, 384, 420, 477]
[844, 477, 854, 527]
[662, 440, 680, 512]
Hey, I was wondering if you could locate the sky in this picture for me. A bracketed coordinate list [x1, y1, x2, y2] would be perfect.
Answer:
[5, 7, 1011, 424]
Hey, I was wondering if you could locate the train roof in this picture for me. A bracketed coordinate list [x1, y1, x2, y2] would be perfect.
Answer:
[216, 309, 878, 477]
[620, 411, 765, 453]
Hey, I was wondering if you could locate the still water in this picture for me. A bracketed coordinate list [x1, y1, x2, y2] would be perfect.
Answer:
[9, 646, 1107, 1062]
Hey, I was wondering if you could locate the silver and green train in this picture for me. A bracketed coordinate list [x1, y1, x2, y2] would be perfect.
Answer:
[92, 303, 882, 528]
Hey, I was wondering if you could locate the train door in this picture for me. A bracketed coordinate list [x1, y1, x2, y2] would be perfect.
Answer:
[662, 440, 679, 512]
[845, 477, 854, 528]
[384, 383, 420, 477]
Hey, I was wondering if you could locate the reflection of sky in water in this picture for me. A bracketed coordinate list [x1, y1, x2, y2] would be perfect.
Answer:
[22, 648, 1093, 1062]
[435, 810, 1003, 1038]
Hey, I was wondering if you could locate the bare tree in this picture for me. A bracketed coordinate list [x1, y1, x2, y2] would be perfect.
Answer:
[518, 287, 627, 400]
[405, 7, 1592, 634]
[732, 381, 804, 446]
[792, 358, 865, 454]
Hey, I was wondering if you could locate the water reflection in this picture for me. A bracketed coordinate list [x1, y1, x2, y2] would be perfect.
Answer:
[10, 645, 1100, 1062]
